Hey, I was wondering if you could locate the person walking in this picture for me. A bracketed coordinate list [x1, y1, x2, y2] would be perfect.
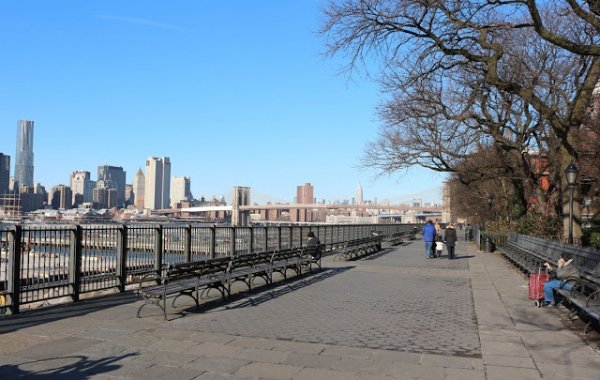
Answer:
[444, 223, 457, 260]
[422, 221, 436, 259]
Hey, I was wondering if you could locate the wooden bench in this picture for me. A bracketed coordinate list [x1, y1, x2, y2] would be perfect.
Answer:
[225, 251, 274, 295]
[498, 232, 600, 334]
[382, 232, 405, 247]
[270, 247, 306, 280]
[135, 257, 231, 320]
[334, 237, 381, 261]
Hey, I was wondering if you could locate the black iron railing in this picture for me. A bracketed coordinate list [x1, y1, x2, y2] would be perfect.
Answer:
[0, 222, 416, 315]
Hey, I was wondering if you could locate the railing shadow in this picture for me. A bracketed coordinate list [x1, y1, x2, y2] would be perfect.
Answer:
[0, 353, 137, 379]
[0, 292, 140, 335]
[183, 266, 353, 314]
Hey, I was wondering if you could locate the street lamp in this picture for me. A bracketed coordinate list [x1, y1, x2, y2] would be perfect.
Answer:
[565, 163, 578, 244]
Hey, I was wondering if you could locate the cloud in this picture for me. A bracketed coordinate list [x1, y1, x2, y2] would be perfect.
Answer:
[95, 14, 190, 32]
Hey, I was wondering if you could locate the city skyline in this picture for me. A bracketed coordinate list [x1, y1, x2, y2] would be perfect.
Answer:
[0, 2, 445, 205]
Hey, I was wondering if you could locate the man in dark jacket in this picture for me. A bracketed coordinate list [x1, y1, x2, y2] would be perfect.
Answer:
[444, 224, 458, 260]
[422, 221, 436, 259]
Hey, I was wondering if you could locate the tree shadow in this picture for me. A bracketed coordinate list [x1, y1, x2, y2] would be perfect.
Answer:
[0, 353, 137, 379]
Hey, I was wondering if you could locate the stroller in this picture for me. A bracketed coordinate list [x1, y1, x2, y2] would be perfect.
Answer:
[529, 268, 550, 307]
[431, 240, 444, 258]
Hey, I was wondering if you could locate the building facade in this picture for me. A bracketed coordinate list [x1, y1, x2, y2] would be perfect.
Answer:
[296, 183, 314, 204]
[133, 168, 145, 209]
[171, 176, 191, 208]
[144, 157, 171, 210]
[14, 119, 34, 189]
[97, 165, 126, 208]
[49, 185, 73, 210]
[0, 153, 10, 195]
[70, 170, 94, 204]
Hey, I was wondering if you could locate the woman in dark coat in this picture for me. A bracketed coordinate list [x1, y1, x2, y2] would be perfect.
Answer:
[444, 224, 458, 260]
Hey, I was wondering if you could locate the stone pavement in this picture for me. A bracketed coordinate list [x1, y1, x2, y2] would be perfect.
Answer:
[1, 237, 599, 379]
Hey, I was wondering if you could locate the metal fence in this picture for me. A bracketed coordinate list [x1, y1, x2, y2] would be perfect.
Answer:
[0, 222, 415, 315]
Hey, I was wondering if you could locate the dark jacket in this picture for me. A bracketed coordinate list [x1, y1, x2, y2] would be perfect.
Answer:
[444, 227, 457, 247]
[422, 222, 436, 242]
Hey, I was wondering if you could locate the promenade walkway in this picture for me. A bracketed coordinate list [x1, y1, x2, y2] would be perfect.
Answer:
[1, 237, 599, 379]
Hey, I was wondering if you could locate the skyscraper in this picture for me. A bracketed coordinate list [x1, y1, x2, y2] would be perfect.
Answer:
[170, 176, 191, 208]
[14, 120, 34, 189]
[0, 153, 10, 195]
[144, 157, 171, 210]
[70, 171, 93, 204]
[355, 182, 363, 205]
[133, 168, 145, 209]
[296, 183, 314, 204]
[97, 165, 126, 207]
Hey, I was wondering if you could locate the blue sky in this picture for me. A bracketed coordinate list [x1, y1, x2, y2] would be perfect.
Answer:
[0, 1, 444, 205]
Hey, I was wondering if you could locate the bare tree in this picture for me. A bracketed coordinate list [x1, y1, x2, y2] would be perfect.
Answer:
[321, 0, 600, 240]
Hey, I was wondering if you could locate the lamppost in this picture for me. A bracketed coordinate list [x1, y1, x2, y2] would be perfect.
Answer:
[484, 195, 494, 252]
[565, 162, 578, 244]
[487, 195, 494, 221]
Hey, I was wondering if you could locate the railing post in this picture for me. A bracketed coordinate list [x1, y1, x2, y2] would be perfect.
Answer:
[232, 227, 237, 256]
[184, 224, 192, 262]
[69, 225, 82, 302]
[264, 226, 268, 251]
[249, 226, 254, 254]
[154, 225, 163, 274]
[116, 224, 127, 293]
[6, 225, 22, 315]
[210, 225, 216, 259]
[277, 226, 282, 250]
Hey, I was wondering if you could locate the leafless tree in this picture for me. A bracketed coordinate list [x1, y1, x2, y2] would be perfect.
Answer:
[321, 0, 600, 240]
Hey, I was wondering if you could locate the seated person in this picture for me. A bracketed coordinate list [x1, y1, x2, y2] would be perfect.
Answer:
[305, 231, 322, 260]
[541, 252, 579, 307]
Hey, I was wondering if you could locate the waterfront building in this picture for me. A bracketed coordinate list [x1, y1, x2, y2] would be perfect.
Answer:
[355, 182, 363, 205]
[97, 165, 126, 207]
[49, 185, 73, 210]
[133, 168, 145, 210]
[171, 176, 191, 208]
[0, 153, 10, 194]
[145, 157, 171, 210]
[70, 170, 94, 204]
[296, 182, 314, 204]
[14, 119, 34, 189]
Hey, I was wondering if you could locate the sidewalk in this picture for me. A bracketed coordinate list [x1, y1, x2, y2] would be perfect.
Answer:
[0, 238, 599, 379]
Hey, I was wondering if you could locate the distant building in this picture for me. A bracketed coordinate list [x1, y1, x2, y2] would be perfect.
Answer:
[0, 153, 10, 194]
[145, 157, 171, 210]
[70, 170, 94, 205]
[296, 183, 314, 204]
[49, 185, 73, 210]
[171, 176, 191, 208]
[97, 165, 126, 207]
[125, 184, 134, 206]
[133, 168, 145, 209]
[14, 120, 35, 189]
[93, 186, 118, 209]
[355, 183, 363, 205]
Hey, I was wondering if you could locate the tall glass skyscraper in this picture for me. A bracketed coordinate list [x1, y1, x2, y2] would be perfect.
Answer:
[15, 120, 34, 188]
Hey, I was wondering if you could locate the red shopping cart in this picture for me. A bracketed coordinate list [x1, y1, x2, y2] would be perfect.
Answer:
[529, 268, 549, 307]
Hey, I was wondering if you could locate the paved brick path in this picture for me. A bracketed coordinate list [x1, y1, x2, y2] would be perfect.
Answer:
[1, 236, 599, 379]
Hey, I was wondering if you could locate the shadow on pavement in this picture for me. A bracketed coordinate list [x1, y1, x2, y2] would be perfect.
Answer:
[0, 292, 140, 335]
[0, 353, 137, 379]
